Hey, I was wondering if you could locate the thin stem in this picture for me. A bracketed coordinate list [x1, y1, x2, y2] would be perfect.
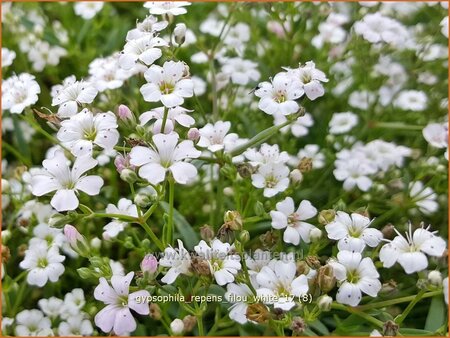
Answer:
[139, 221, 165, 251]
[160, 107, 169, 134]
[91, 213, 138, 222]
[167, 178, 175, 246]
[394, 289, 427, 324]
[331, 303, 384, 328]
[2, 141, 32, 166]
[370, 121, 424, 131]
[357, 290, 441, 311]
[197, 314, 204, 336]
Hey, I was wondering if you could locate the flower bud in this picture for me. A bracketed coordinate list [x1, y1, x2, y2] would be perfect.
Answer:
[237, 163, 256, 178]
[297, 157, 313, 173]
[381, 223, 395, 239]
[64, 224, 90, 257]
[48, 213, 77, 228]
[309, 228, 322, 242]
[290, 169, 303, 184]
[254, 201, 266, 217]
[1, 230, 11, 244]
[296, 261, 310, 276]
[290, 317, 306, 334]
[174, 23, 187, 45]
[191, 257, 211, 276]
[239, 230, 250, 244]
[427, 270, 442, 286]
[149, 303, 162, 320]
[306, 256, 321, 269]
[134, 193, 152, 208]
[90, 237, 101, 249]
[117, 104, 133, 121]
[182, 315, 197, 332]
[200, 225, 215, 241]
[383, 320, 399, 336]
[224, 210, 243, 231]
[187, 127, 200, 141]
[170, 318, 185, 335]
[318, 209, 336, 225]
[317, 295, 332, 312]
[245, 303, 270, 324]
[317, 264, 336, 293]
[1, 179, 10, 192]
[223, 187, 234, 196]
[120, 168, 138, 183]
[114, 154, 134, 174]
[141, 254, 158, 275]
[2, 246, 11, 263]
[259, 230, 278, 248]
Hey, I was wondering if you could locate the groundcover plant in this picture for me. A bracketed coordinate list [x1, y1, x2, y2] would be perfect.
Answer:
[1, 1, 449, 336]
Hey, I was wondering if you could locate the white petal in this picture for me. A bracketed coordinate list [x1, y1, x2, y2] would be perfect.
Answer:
[128, 290, 150, 314]
[113, 308, 136, 336]
[379, 243, 399, 268]
[169, 162, 197, 184]
[51, 189, 79, 211]
[75, 176, 103, 195]
[336, 282, 362, 307]
[139, 163, 166, 184]
[398, 252, 428, 274]
[283, 227, 300, 245]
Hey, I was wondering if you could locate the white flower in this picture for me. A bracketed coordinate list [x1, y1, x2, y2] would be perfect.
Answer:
[28, 40, 67, 71]
[443, 277, 448, 304]
[329, 251, 381, 307]
[293, 144, 325, 169]
[144, 2, 191, 16]
[126, 15, 168, 41]
[244, 143, 290, 166]
[31, 150, 104, 211]
[270, 197, 318, 245]
[198, 121, 239, 153]
[221, 58, 260, 85]
[52, 79, 98, 118]
[251, 163, 290, 197]
[61, 288, 86, 319]
[333, 158, 377, 191]
[256, 261, 309, 310]
[141, 61, 194, 107]
[94, 272, 150, 335]
[57, 109, 119, 157]
[409, 181, 438, 215]
[225, 283, 261, 324]
[32, 223, 65, 248]
[15, 310, 53, 336]
[58, 314, 93, 336]
[394, 90, 427, 111]
[2, 73, 40, 114]
[422, 122, 448, 149]
[74, 2, 104, 20]
[353, 12, 410, 48]
[255, 73, 304, 115]
[286, 61, 329, 100]
[38, 296, 64, 319]
[103, 199, 138, 239]
[194, 239, 241, 286]
[245, 249, 272, 276]
[2, 47, 16, 67]
[441, 16, 448, 38]
[379, 223, 446, 274]
[140, 106, 195, 134]
[160, 239, 192, 284]
[130, 133, 201, 185]
[329, 112, 359, 134]
[119, 35, 168, 70]
[19, 240, 65, 287]
[325, 211, 383, 253]
[348, 90, 376, 110]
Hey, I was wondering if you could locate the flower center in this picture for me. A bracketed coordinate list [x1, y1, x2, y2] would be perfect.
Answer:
[301, 73, 312, 84]
[118, 295, 128, 307]
[288, 213, 300, 226]
[159, 81, 174, 95]
[37, 257, 48, 268]
[210, 258, 224, 272]
[348, 225, 362, 238]
[83, 127, 97, 141]
[347, 269, 360, 283]
[265, 176, 278, 188]
[275, 91, 286, 103]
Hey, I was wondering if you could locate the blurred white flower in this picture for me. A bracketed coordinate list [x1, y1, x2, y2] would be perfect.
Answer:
[144, 2, 191, 16]
[221, 57, 260, 85]
[15, 310, 53, 336]
[329, 112, 358, 134]
[286, 61, 329, 100]
[333, 158, 376, 191]
[58, 314, 93, 336]
[245, 143, 290, 166]
[422, 122, 448, 149]
[394, 90, 427, 111]
[140, 106, 195, 134]
[1, 47, 15, 67]
[74, 2, 104, 20]
[198, 120, 238, 153]
[409, 181, 438, 215]
[28, 40, 67, 71]
[2, 73, 40, 114]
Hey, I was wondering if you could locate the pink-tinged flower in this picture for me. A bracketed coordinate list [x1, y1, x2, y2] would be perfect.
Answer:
[129, 133, 201, 185]
[63, 224, 88, 253]
[31, 150, 103, 212]
[94, 272, 150, 336]
[117, 104, 133, 121]
[141, 254, 158, 274]
[114, 154, 135, 174]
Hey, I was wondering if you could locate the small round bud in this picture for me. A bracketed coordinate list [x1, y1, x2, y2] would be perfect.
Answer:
[290, 169, 303, 184]
[117, 104, 133, 121]
[170, 318, 185, 335]
[223, 210, 243, 231]
[90, 237, 101, 249]
[254, 201, 266, 217]
[64, 224, 90, 257]
[174, 23, 187, 45]
[120, 168, 138, 183]
[182, 315, 197, 332]
[223, 187, 234, 196]
[317, 264, 336, 293]
[200, 225, 215, 241]
[239, 230, 250, 244]
[297, 157, 313, 173]
[317, 295, 332, 312]
[187, 127, 200, 141]
[1, 230, 11, 244]
[134, 194, 151, 208]
[309, 228, 322, 242]
[381, 223, 395, 239]
[149, 303, 162, 320]
[237, 163, 256, 178]
[427, 270, 442, 286]
[306, 256, 322, 269]
[296, 261, 310, 276]
[318, 209, 336, 225]
[1, 179, 10, 192]
[141, 254, 158, 275]
[383, 320, 399, 337]
[290, 317, 306, 334]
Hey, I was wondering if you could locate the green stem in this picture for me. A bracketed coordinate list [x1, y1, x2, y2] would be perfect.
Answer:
[394, 289, 427, 324]
[139, 221, 165, 251]
[160, 107, 169, 134]
[2, 141, 32, 166]
[197, 314, 205, 336]
[357, 290, 441, 311]
[371, 121, 424, 131]
[91, 213, 138, 222]
[167, 178, 175, 246]
[331, 303, 384, 328]
[11, 279, 27, 316]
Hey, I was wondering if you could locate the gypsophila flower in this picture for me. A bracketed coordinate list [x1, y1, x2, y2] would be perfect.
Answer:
[119, 35, 168, 70]
[221, 57, 260, 85]
[126, 15, 168, 41]
[2, 73, 40, 114]
[140, 106, 195, 134]
[2, 47, 16, 67]
[160, 239, 192, 284]
[197, 121, 239, 153]
[31, 150, 104, 211]
[251, 162, 290, 197]
[333, 158, 377, 191]
[52, 79, 98, 117]
[194, 239, 241, 286]
[144, 2, 191, 16]
[74, 2, 104, 20]
[28, 40, 67, 72]
[394, 90, 428, 111]
[379, 223, 446, 274]
[15, 310, 53, 336]
[325, 211, 383, 253]
[244, 143, 290, 166]
[141, 61, 194, 107]
[103, 198, 138, 239]
[329, 112, 359, 134]
[274, 112, 314, 137]
[94, 272, 150, 335]
[329, 251, 381, 306]
[58, 314, 94, 336]
[130, 133, 201, 185]
[422, 122, 448, 149]
[225, 282, 261, 324]
[285, 61, 329, 100]
[409, 181, 438, 215]
[270, 197, 319, 245]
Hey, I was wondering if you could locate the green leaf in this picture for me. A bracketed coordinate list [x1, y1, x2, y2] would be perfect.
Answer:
[159, 201, 199, 250]
[309, 319, 330, 336]
[424, 296, 445, 331]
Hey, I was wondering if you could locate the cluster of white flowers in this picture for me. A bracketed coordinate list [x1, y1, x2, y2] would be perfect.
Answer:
[333, 140, 411, 191]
